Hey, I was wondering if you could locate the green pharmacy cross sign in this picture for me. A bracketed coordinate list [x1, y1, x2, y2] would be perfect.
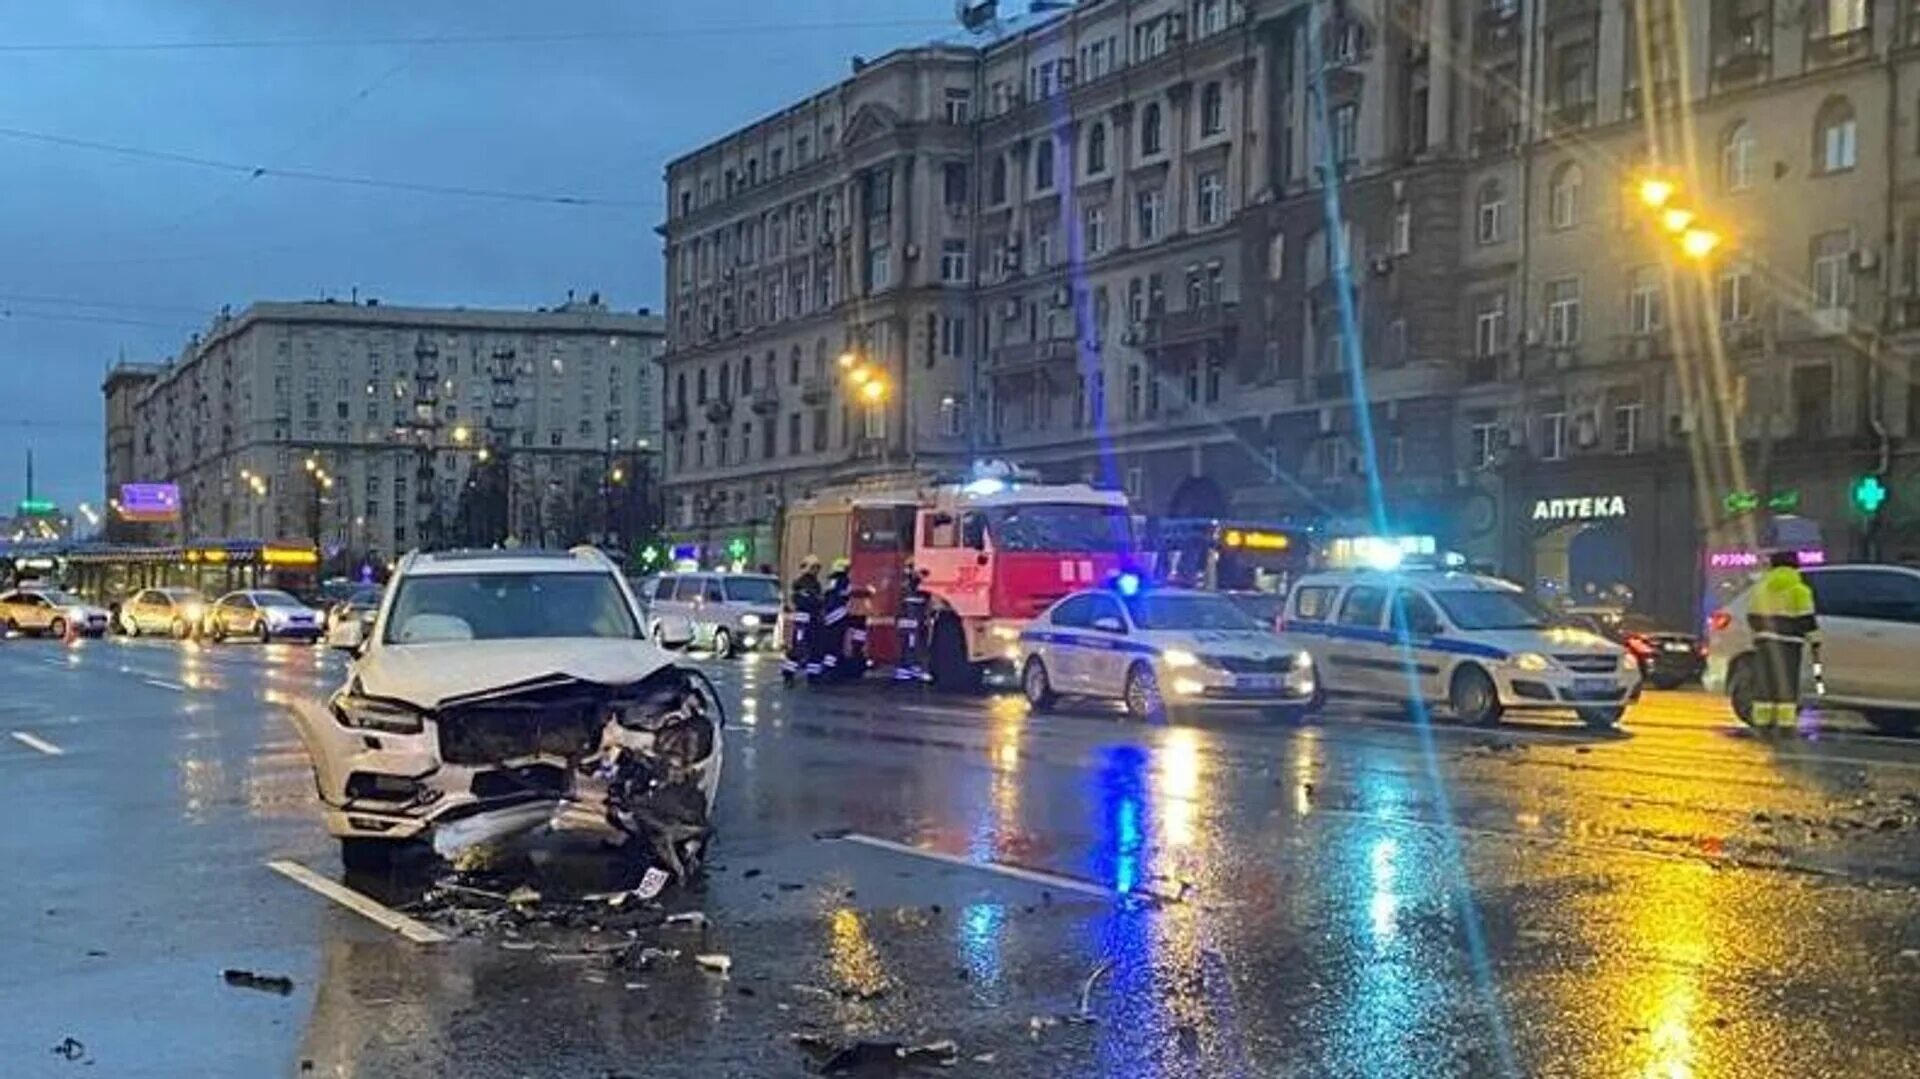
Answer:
[1852, 474, 1889, 516]
[726, 536, 750, 562]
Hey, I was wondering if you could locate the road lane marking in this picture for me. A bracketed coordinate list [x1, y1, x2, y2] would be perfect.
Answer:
[267, 859, 449, 945]
[841, 832, 1178, 902]
[10, 731, 64, 755]
[142, 678, 187, 692]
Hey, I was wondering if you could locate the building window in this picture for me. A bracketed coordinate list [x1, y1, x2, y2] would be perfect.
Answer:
[1034, 137, 1056, 191]
[1136, 189, 1165, 241]
[1086, 122, 1108, 174]
[1330, 103, 1358, 165]
[695, 430, 708, 467]
[1141, 103, 1164, 156]
[944, 87, 971, 124]
[1268, 234, 1286, 280]
[1475, 179, 1505, 244]
[1470, 421, 1499, 468]
[1793, 364, 1834, 438]
[990, 156, 1008, 204]
[1474, 292, 1507, 357]
[1194, 0, 1227, 36]
[811, 408, 828, 452]
[1628, 265, 1665, 334]
[1196, 170, 1225, 226]
[1539, 411, 1568, 462]
[1199, 81, 1224, 136]
[1204, 354, 1223, 402]
[1812, 229, 1854, 311]
[940, 240, 968, 283]
[1126, 364, 1143, 419]
[1822, 0, 1868, 36]
[1032, 222, 1054, 269]
[942, 162, 969, 207]
[696, 367, 708, 403]
[940, 396, 963, 436]
[1721, 121, 1755, 192]
[1815, 97, 1858, 174]
[1612, 403, 1642, 455]
[1545, 277, 1582, 346]
[1085, 205, 1108, 256]
[1718, 261, 1754, 323]
[1548, 161, 1582, 230]
[1392, 203, 1412, 255]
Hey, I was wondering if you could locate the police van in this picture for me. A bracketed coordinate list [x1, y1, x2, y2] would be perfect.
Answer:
[1283, 567, 1640, 727]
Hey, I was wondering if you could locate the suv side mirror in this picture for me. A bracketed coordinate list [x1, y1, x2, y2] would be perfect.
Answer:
[1092, 615, 1125, 634]
[328, 619, 365, 653]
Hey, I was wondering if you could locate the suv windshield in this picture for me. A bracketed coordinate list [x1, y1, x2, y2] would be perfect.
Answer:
[1432, 590, 1552, 631]
[252, 590, 304, 608]
[1127, 594, 1261, 631]
[383, 571, 638, 643]
[985, 504, 1133, 552]
[723, 577, 781, 604]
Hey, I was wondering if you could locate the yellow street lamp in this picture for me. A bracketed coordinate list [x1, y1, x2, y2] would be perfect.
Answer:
[849, 365, 874, 387]
[304, 456, 317, 473]
[1679, 228, 1723, 260]
[860, 378, 888, 404]
[837, 350, 858, 370]
[477, 446, 492, 463]
[452, 424, 471, 445]
[610, 466, 626, 484]
[1637, 177, 1676, 209]
[1660, 207, 1696, 234]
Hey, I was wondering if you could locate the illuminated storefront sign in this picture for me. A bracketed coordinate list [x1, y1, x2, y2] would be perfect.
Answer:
[1223, 529, 1292, 551]
[118, 483, 181, 523]
[1532, 495, 1627, 522]
[1707, 548, 1826, 570]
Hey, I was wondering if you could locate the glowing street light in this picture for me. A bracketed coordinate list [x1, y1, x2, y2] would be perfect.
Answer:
[610, 466, 626, 484]
[477, 446, 492, 463]
[1638, 177, 1676, 209]
[859, 378, 889, 404]
[1659, 207, 1696, 234]
[304, 456, 318, 473]
[1680, 228, 1723, 260]
[837, 350, 859, 370]
[849, 365, 874, 387]
[452, 424, 472, 445]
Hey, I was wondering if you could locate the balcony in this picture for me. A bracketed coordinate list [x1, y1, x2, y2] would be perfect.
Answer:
[1142, 302, 1239, 353]
[704, 397, 735, 423]
[665, 402, 689, 432]
[800, 377, 832, 405]
[749, 386, 779, 415]
[1711, 41, 1770, 90]
[490, 389, 517, 409]
[1369, 358, 1464, 399]
[1546, 99, 1595, 134]
[990, 336, 1079, 376]
[1806, 27, 1872, 70]
[1621, 78, 1680, 117]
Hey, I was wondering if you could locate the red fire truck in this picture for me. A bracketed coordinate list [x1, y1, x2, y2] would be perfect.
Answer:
[780, 470, 1136, 688]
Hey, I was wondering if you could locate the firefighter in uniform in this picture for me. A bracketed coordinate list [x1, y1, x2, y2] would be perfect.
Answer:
[783, 555, 823, 686]
[815, 558, 853, 682]
[893, 563, 930, 683]
[1746, 550, 1821, 732]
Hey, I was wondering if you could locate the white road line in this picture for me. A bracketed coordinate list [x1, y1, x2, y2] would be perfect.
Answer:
[9, 731, 64, 756]
[266, 859, 449, 945]
[841, 832, 1175, 902]
[142, 678, 187, 692]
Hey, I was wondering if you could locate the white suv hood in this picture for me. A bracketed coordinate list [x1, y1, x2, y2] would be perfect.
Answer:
[354, 637, 676, 709]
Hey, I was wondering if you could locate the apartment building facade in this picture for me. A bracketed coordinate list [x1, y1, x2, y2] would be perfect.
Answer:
[110, 299, 664, 561]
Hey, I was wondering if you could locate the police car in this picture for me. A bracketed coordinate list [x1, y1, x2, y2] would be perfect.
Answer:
[1017, 578, 1317, 720]
[1283, 568, 1640, 727]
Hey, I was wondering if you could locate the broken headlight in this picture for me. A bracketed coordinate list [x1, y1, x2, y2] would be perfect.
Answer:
[334, 693, 426, 735]
[607, 666, 724, 733]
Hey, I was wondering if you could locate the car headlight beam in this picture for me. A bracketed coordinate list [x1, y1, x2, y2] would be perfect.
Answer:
[1512, 651, 1552, 673]
[741, 613, 762, 628]
[1162, 648, 1201, 669]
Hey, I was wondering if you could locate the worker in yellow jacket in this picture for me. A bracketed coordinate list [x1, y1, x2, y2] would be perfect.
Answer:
[1745, 551, 1821, 732]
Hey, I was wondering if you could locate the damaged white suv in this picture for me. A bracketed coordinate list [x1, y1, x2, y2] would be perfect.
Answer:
[289, 547, 723, 876]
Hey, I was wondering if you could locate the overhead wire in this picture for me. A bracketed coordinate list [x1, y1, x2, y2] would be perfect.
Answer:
[0, 19, 953, 53]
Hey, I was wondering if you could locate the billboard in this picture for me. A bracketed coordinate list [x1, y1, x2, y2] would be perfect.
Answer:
[118, 483, 181, 523]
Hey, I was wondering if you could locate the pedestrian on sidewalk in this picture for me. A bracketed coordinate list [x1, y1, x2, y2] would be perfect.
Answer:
[1745, 550, 1821, 733]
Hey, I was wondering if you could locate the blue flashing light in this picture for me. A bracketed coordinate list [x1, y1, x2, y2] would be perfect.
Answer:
[1113, 571, 1143, 597]
[962, 476, 1009, 497]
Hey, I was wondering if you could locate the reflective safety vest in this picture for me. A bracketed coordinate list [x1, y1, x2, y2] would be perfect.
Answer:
[1747, 566, 1819, 643]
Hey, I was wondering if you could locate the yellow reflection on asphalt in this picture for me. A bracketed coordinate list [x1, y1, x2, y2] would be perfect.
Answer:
[826, 907, 889, 998]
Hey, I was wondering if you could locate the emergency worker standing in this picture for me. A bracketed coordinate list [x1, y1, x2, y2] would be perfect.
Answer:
[815, 558, 853, 682]
[894, 564, 930, 683]
[1745, 550, 1821, 732]
[783, 555, 823, 686]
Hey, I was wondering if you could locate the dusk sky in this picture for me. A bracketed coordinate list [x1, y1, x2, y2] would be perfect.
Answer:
[0, 0, 963, 516]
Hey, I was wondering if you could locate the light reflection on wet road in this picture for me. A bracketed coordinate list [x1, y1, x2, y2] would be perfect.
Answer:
[1, 639, 1918, 1076]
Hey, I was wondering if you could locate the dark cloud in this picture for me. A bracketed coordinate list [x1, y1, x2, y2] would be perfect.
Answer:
[0, 0, 955, 511]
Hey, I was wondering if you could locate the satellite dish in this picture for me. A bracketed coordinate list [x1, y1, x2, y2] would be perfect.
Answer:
[957, 0, 999, 33]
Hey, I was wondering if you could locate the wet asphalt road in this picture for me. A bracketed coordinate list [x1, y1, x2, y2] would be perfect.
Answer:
[3, 638, 1920, 1077]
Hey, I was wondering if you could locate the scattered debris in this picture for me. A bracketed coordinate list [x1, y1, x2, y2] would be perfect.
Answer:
[51, 1037, 87, 1063]
[788, 983, 837, 1001]
[742, 868, 763, 879]
[664, 911, 708, 929]
[222, 968, 295, 996]
[791, 1034, 960, 1075]
[622, 946, 680, 969]
[1077, 959, 1113, 1021]
[779, 882, 806, 892]
[1898, 949, 1920, 961]
[505, 885, 542, 908]
[1876, 817, 1906, 832]
[970, 1052, 997, 1065]
[695, 953, 733, 975]
[1028, 1015, 1060, 1040]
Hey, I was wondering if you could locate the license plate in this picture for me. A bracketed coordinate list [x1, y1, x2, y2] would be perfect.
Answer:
[1662, 642, 1691, 652]
[1237, 674, 1283, 691]
[1574, 678, 1614, 695]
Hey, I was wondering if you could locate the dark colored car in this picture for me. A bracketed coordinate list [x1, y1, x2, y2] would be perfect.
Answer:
[1562, 609, 1703, 689]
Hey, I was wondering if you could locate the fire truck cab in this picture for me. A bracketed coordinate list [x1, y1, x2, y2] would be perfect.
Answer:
[780, 470, 1135, 688]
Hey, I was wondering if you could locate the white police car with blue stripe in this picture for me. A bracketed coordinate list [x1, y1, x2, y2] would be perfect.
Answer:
[1018, 578, 1317, 721]
[1283, 569, 1640, 727]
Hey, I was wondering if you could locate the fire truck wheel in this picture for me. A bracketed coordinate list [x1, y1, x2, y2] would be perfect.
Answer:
[1021, 657, 1057, 712]
[929, 615, 980, 692]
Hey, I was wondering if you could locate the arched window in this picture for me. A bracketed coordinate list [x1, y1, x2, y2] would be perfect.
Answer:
[1814, 97, 1856, 174]
[1141, 102, 1163, 156]
[1086, 122, 1108, 175]
[788, 345, 802, 384]
[1548, 161, 1582, 230]
[989, 155, 1009, 203]
[1034, 136, 1055, 191]
[1475, 178, 1505, 245]
[1721, 120, 1755, 191]
[1199, 81, 1224, 136]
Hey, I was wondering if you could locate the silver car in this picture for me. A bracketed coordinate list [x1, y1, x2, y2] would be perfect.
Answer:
[118, 587, 210, 638]
[642, 572, 782, 657]
[1, 588, 111, 638]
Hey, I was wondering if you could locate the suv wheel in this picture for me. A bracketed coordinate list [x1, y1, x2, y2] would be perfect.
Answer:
[929, 615, 980, 693]
[1449, 665, 1502, 726]
[711, 627, 734, 658]
[1022, 657, 1057, 712]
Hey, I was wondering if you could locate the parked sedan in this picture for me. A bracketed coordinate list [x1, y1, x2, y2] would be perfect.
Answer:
[1561, 608, 1704, 690]
[0, 588, 110, 638]
[118, 587, 209, 639]
[204, 589, 324, 642]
